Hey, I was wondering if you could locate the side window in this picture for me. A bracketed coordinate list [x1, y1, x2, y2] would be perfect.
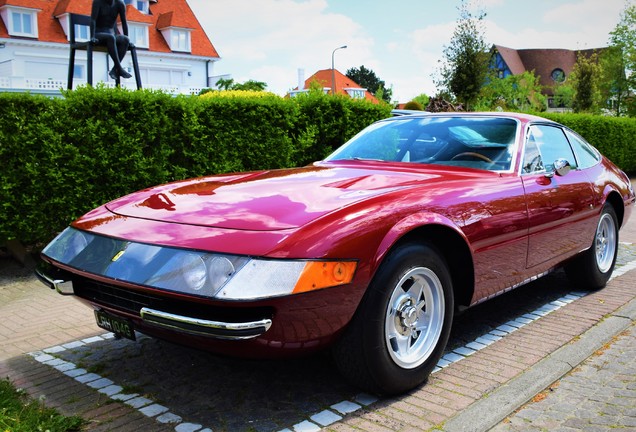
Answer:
[565, 130, 600, 169]
[522, 125, 577, 174]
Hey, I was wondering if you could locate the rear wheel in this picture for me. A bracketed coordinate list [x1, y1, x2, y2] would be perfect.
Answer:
[565, 204, 618, 290]
[333, 242, 454, 395]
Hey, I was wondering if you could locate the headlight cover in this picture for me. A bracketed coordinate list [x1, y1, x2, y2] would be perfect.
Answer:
[42, 228, 357, 300]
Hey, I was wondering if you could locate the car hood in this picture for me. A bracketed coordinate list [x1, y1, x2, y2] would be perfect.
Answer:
[105, 163, 462, 231]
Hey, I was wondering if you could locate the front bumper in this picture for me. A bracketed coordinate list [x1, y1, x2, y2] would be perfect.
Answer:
[36, 262, 272, 340]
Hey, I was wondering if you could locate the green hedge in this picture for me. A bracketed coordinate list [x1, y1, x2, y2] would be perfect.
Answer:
[0, 88, 391, 245]
[539, 112, 636, 174]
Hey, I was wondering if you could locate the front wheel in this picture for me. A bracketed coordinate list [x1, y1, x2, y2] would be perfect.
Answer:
[565, 203, 619, 290]
[333, 242, 454, 395]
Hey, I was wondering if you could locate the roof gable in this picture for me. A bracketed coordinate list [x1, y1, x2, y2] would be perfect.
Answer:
[303, 68, 379, 103]
[0, 0, 44, 8]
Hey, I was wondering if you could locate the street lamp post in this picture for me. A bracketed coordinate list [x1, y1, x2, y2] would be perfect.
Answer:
[331, 45, 347, 95]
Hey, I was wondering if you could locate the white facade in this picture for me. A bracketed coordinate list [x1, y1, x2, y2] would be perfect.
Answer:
[0, 1, 219, 96]
[0, 39, 218, 96]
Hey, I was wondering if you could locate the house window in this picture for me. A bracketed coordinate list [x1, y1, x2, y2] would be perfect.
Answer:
[346, 89, 366, 99]
[74, 24, 90, 42]
[9, 9, 37, 37]
[171, 30, 190, 52]
[129, 25, 149, 48]
[136, 1, 149, 14]
[551, 68, 566, 83]
[73, 65, 85, 79]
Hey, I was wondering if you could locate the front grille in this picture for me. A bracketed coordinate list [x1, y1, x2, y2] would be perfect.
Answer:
[74, 277, 160, 314]
[72, 277, 273, 323]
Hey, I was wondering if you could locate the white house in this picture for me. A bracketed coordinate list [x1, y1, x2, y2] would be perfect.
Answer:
[0, 0, 221, 95]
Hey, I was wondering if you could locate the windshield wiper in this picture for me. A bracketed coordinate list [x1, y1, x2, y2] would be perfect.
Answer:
[351, 157, 386, 162]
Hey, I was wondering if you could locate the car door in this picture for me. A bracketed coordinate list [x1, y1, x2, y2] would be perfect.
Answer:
[521, 124, 597, 269]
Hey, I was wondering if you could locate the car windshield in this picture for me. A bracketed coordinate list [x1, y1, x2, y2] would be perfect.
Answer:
[325, 116, 519, 171]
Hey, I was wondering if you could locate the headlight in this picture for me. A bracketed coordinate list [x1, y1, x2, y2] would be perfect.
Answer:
[42, 228, 357, 300]
[42, 228, 95, 264]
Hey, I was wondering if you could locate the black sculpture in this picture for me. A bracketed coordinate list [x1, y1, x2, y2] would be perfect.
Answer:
[91, 0, 132, 79]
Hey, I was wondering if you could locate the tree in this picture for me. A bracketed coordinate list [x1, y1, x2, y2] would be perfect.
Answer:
[608, 2, 636, 115]
[436, 0, 490, 110]
[346, 66, 393, 103]
[214, 77, 268, 91]
[552, 82, 575, 110]
[598, 46, 627, 115]
[477, 71, 546, 112]
[570, 52, 603, 113]
[412, 93, 430, 108]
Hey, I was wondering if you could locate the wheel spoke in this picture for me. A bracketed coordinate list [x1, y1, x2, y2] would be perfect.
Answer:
[405, 278, 425, 301]
[384, 266, 446, 369]
[595, 213, 616, 273]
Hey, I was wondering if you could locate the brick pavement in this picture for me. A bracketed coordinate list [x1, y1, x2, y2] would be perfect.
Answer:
[321, 270, 636, 432]
[0, 259, 164, 431]
[490, 322, 636, 432]
[0, 268, 100, 361]
[0, 178, 634, 431]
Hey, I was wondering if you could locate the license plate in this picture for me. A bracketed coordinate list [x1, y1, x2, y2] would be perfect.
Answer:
[94, 310, 136, 340]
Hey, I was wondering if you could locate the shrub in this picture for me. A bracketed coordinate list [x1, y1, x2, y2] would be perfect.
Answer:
[403, 101, 424, 110]
[0, 88, 390, 245]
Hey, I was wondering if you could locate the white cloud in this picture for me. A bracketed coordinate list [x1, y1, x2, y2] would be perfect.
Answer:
[485, 0, 624, 49]
[188, 0, 628, 102]
[189, 0, 375, 95]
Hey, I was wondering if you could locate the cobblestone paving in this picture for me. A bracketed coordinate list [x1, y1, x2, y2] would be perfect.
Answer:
[491, 322, 636, 432]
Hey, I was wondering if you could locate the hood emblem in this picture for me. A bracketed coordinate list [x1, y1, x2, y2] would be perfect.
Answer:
[111, 250, 126, 262]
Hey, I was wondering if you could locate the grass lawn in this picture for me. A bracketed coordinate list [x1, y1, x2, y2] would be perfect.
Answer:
[0, 378, 85, 431]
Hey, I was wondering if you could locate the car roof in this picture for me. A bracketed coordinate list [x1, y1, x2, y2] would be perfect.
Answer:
[384, 111, 558, 124]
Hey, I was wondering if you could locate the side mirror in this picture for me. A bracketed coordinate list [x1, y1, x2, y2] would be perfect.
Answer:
[546, 158, 571, 178]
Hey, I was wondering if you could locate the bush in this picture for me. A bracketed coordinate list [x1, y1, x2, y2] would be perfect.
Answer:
[403, 101, 424, 110]
[539, 112, 636, 173]
[0, 87, 390, 245]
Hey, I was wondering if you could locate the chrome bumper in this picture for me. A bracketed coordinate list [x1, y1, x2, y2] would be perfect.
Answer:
[36, 262, 271, 340]
[140, 307, 272, 340]
[35, 268, 75, 295]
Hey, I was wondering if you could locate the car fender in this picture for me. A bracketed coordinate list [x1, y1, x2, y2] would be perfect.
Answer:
[370, 211, 472, 278]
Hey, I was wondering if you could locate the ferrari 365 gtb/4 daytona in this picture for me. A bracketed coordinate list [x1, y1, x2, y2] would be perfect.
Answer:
[37, 112, 635, 395]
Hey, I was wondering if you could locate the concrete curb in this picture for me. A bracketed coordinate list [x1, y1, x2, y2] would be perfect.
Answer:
[442, 296, 636, 432]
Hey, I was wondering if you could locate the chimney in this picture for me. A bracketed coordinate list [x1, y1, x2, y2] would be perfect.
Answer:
[297, 68, 305, 90]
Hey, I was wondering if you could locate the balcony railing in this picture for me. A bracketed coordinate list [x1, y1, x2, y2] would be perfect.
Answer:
[0, 77, 204, 95]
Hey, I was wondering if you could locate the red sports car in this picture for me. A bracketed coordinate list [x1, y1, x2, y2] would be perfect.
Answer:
[37, 112, 635, 395]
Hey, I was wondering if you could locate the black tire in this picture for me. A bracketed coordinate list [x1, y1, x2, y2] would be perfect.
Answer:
[565, 204, 619, 290]
[332, 242, 454, 395]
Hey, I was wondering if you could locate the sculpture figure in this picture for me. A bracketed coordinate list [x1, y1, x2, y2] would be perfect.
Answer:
[91, 0, 132, 79]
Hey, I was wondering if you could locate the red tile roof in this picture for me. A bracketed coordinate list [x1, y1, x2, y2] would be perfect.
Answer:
[0, 0, 46, 7]
[0, 0, 218, 58]
[303, 69, 379, 103]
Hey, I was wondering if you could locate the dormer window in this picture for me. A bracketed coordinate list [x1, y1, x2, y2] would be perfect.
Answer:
[124, 0, 149, 14]
[74, 23, 90, 42]
[171, 29, 190, 52]
[159, 27, 192, 52]
[345, 88, 366, 99]
[136, 1, 150, 14]
[129, 24, 149, 49]
[0, 6, 39, 38]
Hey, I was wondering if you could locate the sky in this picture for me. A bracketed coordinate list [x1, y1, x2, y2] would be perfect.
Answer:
[187, 0, 629, 102]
